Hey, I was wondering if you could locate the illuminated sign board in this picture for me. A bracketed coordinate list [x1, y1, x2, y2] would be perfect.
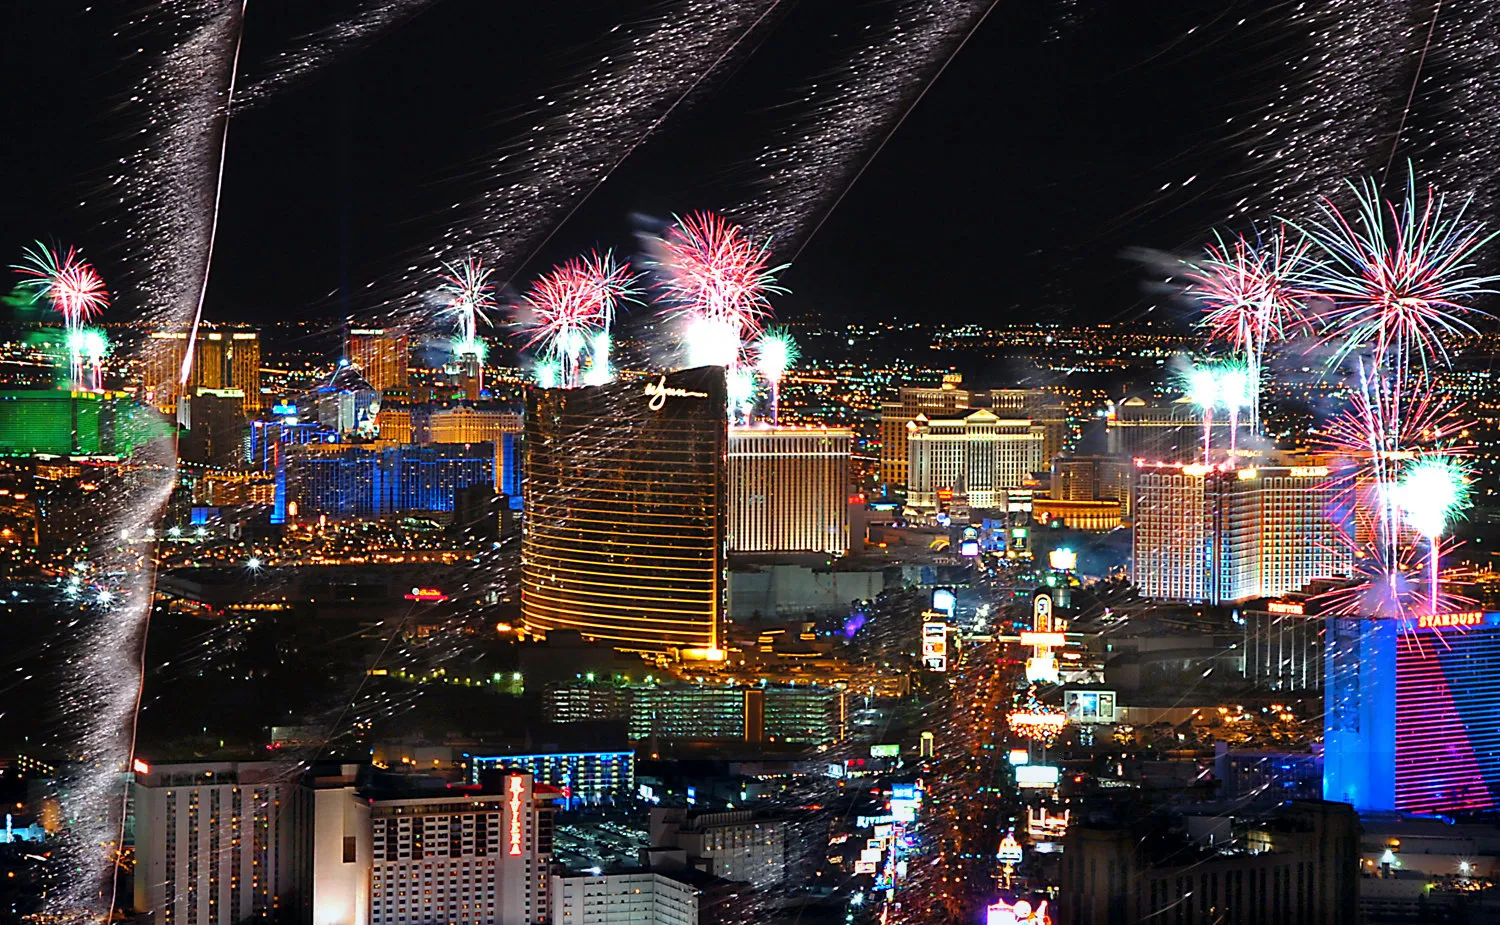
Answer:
[961, 540, 980, 557]
[1008, 748, 1030, 766]
[987, 899, 1052, 925]
[854, 860, 877, 874]
[860, 847, 884, 864]
[931, 588, 957, 617]
[644, 375, 709, 411]
[997, 832, 1024, 865]
[1289, 466, 1329, 478]
[1027, 806, 1069, 839]
[1015, 765, 1061, 789]
[507, 776, 525, 856]
[1033, 593, 1053, 632]
[1020, 632, 1067, 647]
[405, 587, 449, 602]
[1417, 611, 1484, 629]
[922, 621, 948, 672]
[1048, 549, 1078, 571]
[870, 744, 901, 758]
[1267, 600, 1305, 615]
[271, 403, 297, 416]
[1024, 655, 1059, 685]
[1064, 690, 1117, 724]
[132, 758, 151, 775]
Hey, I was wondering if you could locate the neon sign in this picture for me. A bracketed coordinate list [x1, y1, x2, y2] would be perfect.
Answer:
[508, 776, 524, 856]
[1268, 601, 1305, 615]
[645, 376, 708, 411]
[1418, 611, 1483, 629]
[405, 587, 448, 602]
[1020, 632, 1067, 647]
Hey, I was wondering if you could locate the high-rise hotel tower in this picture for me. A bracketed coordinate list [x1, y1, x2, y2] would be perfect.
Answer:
[522, 367, 727, 655]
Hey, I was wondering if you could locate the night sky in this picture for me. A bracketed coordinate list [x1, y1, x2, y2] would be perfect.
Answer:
[0, 1, 1295, 330]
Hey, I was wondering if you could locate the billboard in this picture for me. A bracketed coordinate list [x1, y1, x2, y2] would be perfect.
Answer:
[922, 621, 948, 672]
[931, 588, 957, 617]
[1064, 690, 1117, 724]
[1016, 765, 1060, 789]
[870, 743, 901, 758]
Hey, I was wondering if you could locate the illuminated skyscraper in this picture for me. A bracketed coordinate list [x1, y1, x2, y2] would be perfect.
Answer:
[1326, 610, 1500, 813]
[879, 375, 969, 487]
[728, 425, 851, 555]
[346, 327, 410, 392]
[1132, 463, 1350, 603]
[144, 326, 262, 412]
[906, 410, 1045, 513]
[522, 367, 727, 654]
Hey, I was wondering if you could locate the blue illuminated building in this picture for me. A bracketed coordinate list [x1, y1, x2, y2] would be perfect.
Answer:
[466, 750, 634, 805]
[284, 442, 494, 519]
[1325, 610, 1500, 814]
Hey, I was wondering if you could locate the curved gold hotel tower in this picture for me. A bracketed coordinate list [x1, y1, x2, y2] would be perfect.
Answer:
[522, 366, 727, 654]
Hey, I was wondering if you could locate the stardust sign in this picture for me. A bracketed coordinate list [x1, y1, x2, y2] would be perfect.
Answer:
[1417, 611, 1484, 629]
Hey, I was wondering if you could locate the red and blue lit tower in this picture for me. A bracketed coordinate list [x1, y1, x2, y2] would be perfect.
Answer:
[1325, 610, 1500, 813]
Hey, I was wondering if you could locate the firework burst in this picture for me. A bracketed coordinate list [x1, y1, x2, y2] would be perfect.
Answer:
[1185, 225, 1312, 429]
[13, 242, 111, 328]
[439, 256, 497, 352]
[520, 252, 639, 389]
[657, 211, 786, 369]
[754, 327, 798, 423]
[1302, 171, 1499, 385]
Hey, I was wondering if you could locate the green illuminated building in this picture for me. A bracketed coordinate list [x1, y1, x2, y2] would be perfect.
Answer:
[0, 389, 165, 457]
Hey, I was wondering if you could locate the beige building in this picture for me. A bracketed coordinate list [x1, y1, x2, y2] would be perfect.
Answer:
[878, 375, 969, 487]
[1132, 463, 1351, 604]
[906, 409, 1045, 513]
[728, 425, 851, 555]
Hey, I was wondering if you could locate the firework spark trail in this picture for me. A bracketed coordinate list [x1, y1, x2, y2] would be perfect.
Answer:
[732, 0, 999, 254]
[1226, 0, 1415, 220]
[234, 0, 441, 110]
[369, 0, 783, 318]
[48, 1, 248, 915]
[1395, 455, 1474, 613]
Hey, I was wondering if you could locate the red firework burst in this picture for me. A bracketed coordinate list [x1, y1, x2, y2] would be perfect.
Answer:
[1188, 224, 1313, 350]
[12, 241, 110, 327]
[1302, 172, 1498, 379]
[656, 211, 786, 339]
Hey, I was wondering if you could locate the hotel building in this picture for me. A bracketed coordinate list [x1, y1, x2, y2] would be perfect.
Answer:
[133, 761, 295, 923]
[522, 367, 727, 654]
[905, 409, 1045, 513]
[878, 375, 969, 487]
[304, 766, 556, 925]
[346, 327, 410, 392]
[727, 425, 851, 555]
[1326, 610, 1500, 814]
[144, 327, 262, 413]
[1132, 464, 1350, 604]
